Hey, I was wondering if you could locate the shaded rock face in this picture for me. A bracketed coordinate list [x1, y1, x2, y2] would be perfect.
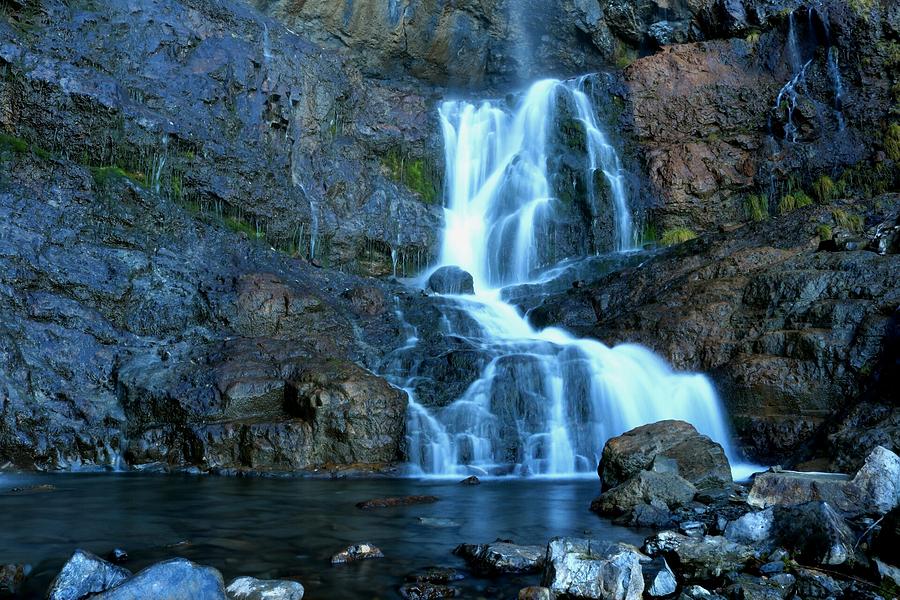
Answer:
[254, 0, 614, 88]
[427, 267, 475, 295]
[532, 198, 900, 464]
[0, 148, 409, 472]
[0, 0, 443, 278]
[643, 531, 755, 581]
[591, 470, 698, 517]
[598, 420, 732, 490]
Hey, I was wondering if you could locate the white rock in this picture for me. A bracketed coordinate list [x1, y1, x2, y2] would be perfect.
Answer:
[542, 538, 643, 600]
[226, 576, 304, 600]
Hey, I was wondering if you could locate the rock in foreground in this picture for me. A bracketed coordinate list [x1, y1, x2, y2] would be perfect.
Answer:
[226, 576, 304, 600]
[48, 550, 132, 600]
[643, 532, 754, 581]
[453, 541, 545, 575]
[599, 421, 732, 491]
[91, 559, 225, 599]
[542, 538, 644, 600]
[591, 470, 697, 516]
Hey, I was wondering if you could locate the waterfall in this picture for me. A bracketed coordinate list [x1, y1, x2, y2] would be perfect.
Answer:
[393, 77, 744, 478]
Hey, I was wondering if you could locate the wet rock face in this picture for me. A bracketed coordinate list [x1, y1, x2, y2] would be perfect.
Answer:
[427, 267, 475, 295]
[0, 149, 409, 472]
[643, 531, 755, 581]
[254, 0, 616, 88]
[0, 0, 442, 277]
[533, 197, 900, 465]
[591, 470, 698, 517]
[330, 543, 385, 565]
[599, 420, 732, 491]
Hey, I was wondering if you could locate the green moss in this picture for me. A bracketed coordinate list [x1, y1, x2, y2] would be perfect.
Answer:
[383, 149, 440, 204]
[816, 224, 833, 241]
[812, 175, 837, 203]
[885, 123, 900, 162]
[223, 215, 264, 239]
[660, 227, 697, 246]
[640, 221, 659, 244]
[831, 208, 864, 233]
[90, 165, 146, 188]
[0, 132, 52, 160]
[744, 193, 769, 222]
[778, 191, 813, 215]
[847, 0, 876, 17]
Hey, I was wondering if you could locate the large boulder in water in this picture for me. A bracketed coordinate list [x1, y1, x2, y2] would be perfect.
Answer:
[90, 559, 225, 599]
[599, 420, 732, 491]
[47, 550, 132, 600]
[427, 266, 475, 295]
[591, 470, 697, 516]
[541, 538, 644, 600]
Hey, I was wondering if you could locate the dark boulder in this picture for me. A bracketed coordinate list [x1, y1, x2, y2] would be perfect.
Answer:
[427, 267, 475, 295]
[643, 532, 755, 582]
[356, 495, 439, 510]
[599, 421, 732, 491]
[591, 470, 697, 516]
[0, 564, 28, 596]
[874, 506, 900, 566]
[453, 541, 545, 575]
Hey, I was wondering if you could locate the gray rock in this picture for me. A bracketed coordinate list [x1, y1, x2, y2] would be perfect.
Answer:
[399, 582, 459, 599]
[679, 585, 726, 600]
[875, 559, 900, 588]
[91, 558, 226, 600]
[792, 567, 842, 599]
[724, 509, 774, 545]
[47, 550, 132, 600]
[427, 267, 475, 295]
[725, 575, 793, 600]
[599, 421, 732, 491]
[404, 567, 465, 584]
[591, 470, 697, 516]
[643, 532, 754, 581]
[748, 446, 900, 516]
[331, 543, 384, 565]
[226, 576, 304, 600]
[542, 538, 644, 600]
[453, 542, 544, 575]
[642, 556, 677, 597]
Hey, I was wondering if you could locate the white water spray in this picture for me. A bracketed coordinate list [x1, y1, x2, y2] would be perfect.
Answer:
[399, 78, 744, 478]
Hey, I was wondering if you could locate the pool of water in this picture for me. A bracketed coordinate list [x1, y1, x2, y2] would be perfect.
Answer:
[0, 473, 647, 599]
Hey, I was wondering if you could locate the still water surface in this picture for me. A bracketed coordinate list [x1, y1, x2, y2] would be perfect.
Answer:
[0, 474, 645, 599]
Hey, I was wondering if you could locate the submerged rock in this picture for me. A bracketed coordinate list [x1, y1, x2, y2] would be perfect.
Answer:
[427, 267, 475, 295]
[592, 470, 697, 516]
[459, 476, 481, 485]
[399, 582, 459, 600]
[0, 564, 28, 596]
[226, 576, 304, 600]
[47, 550, 132, 600]
[643, 532, 754, 581]
[453, 541, 545, 575]
[330, 543, 385, 565]
[417, 517, 460, 528]
[542, 538, 644, 600]
[404, 567, 465, 584]
[599, 421, 732, 491]
[91, 559, 225, 599]
[356, 495, 439, 509]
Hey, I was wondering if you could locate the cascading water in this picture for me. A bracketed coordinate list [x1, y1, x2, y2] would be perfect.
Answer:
[389, 77, 745, 478]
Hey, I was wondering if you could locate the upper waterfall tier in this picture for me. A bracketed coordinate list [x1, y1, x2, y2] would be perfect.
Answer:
[438, 77, 634, 290]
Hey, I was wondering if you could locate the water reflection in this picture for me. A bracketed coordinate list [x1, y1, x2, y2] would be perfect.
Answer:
[0, 474, 645, 599]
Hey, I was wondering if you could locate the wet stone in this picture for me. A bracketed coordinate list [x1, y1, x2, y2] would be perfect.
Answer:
[459, 476, 481, 485]
[90, 558, 225, 599]
[0, 564, 28, 596]
[453, 541, 545, 575]
[404, 567, 465, 584]
[356, 495, 439, 509]
[226, 576, 305, 600]
[399, 582, 459, 599]
[519, 586, 551, 600]
[331, 543, 385, 565]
